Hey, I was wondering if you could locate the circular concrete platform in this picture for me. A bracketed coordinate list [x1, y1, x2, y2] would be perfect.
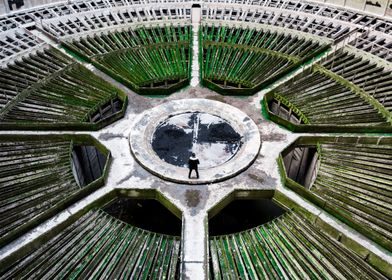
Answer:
[129, 99, 261, 184]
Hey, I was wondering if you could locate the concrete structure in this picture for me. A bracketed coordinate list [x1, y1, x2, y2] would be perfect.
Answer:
[1, 0, 391, 17]
[129, 99, 261, 184]
[0, 0, 391, 279]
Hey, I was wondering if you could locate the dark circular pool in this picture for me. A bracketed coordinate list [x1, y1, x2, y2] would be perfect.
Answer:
[151, 112, 242, 168]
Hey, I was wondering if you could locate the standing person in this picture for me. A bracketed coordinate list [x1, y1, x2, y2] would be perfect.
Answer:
[188, 153, 200, 179]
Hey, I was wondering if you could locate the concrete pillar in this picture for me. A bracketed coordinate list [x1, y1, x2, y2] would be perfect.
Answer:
[1, 0, 10, 14]
[190, 4, 201, 87]
[191, 4, 201, 24]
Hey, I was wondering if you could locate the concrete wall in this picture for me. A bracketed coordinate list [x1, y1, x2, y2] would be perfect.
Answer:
[0, 0, 63, 15]
[386, 0, 392, 16]
[0, 0, 391, 18]
[312, 0, 390, 17]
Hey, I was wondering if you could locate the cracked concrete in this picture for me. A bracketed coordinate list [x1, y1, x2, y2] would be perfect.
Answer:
[2, 82, 391, 279]
[1, 29, 391, 280]
[129, 98, 261, 184]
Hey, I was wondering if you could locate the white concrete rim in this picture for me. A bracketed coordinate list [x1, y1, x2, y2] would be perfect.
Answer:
[129, 98, 261, 184]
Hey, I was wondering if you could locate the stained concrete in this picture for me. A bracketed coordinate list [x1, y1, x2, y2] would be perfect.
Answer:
[2, 84, 392, 279]
[129, 98, 261, 184]
[152, 112, 241, 168]
[1, 54, 391, 280]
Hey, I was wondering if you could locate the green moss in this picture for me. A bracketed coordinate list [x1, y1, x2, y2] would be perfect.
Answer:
[63, 25, 192, 96]
[272, 191, 318, 223]
[260, 98, 271, 120]
[273, 93, 310, 124]
[200, 25, 330, 96]
[313, 216, 341, 240]
[313, 64, 392, 124]
[367, 253, 392, 278]
[204, 40, 302, 63]
[0, 46, 128, 131]
[0, 188, 118, 274]
[62, 44, 90, 63]
[273, 190, 392, 279]
[0, 134, 112, 249]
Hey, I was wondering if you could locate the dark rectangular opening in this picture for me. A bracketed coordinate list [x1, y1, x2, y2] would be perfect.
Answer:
[71, 145, 107, 187]
[283, 146, 318, 188]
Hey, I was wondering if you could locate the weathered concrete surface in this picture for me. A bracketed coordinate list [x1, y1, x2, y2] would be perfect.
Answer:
[0, 5, 389, 279]
[1, 64, 391, 280]
[129, 99, 261, 184]
[1, 84, 392, 278]
[151, 112, 242, 168]
[191, 23, 200, 87]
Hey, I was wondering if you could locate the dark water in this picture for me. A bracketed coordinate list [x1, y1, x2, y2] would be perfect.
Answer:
[152, 122, 193, 167]
[152, 112, 242, 167]
[103, 198, 182, 236]
[209, 199, 286, 236]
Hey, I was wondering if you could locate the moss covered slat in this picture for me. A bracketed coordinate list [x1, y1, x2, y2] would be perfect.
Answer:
[265, 48, 392, 132]
[0, 211, 180, 279]
[281, 137, 392, 250]
[309, 142, 392, 248]
[313, 65, 392, 124]
[209, 212, 388, 279]
[64, 25, 192, 95]
[201, 24, 329, 95]
[204, 40, 301, 63]
[0, 134, 110, 248]
[273, 94, 310, 124]
[0, 139, 77, 240]
[0, 47, 127, 130]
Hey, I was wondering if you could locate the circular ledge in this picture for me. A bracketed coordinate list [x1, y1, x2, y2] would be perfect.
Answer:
[129, 99, 261, 184]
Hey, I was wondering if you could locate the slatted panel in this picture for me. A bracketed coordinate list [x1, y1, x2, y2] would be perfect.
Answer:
[272, 72, 385, 125]
[320, 50, 392, 112]
[0, 139, 78, 238]
[312, 141, 392, 246]
[0, 47, 121, 125]
[201, 25, 326, 91]
[203, 8, 350, 40]
[1, 0, 390, 36]
[270, 49, 391, 126]
[209, 212, 387, 280]
[0, 210, 181, 280]
[66, 25, 191, 91]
